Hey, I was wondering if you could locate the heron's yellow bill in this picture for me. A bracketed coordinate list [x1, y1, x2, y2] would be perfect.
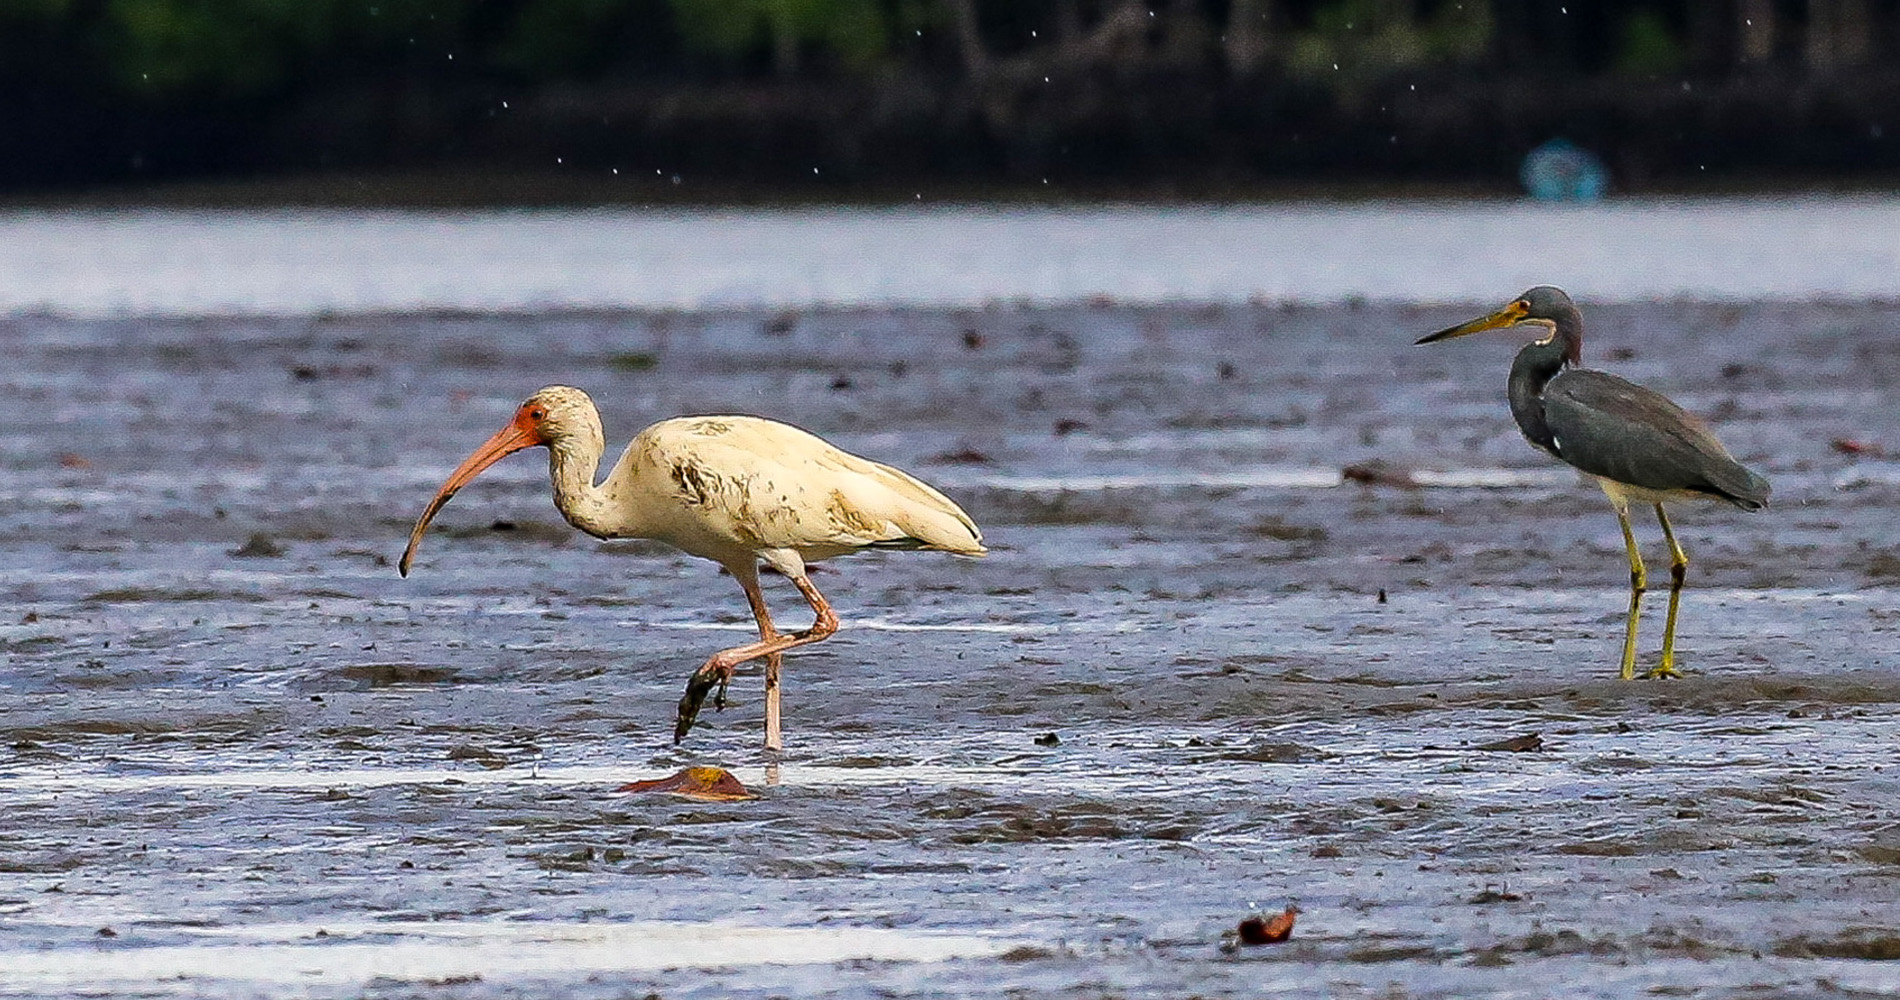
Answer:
[398, 410, 543, 577]
[1415, 300, 1530, 345]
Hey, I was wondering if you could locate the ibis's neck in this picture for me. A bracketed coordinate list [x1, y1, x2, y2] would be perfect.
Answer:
[547, 438, 625, 539]
[1507, 338, 1570, 456]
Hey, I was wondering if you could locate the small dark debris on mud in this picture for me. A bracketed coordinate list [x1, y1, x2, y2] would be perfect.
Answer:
[608, 352, 657, 371]
[1247, 516, 1327, 542]
[95, 927, 117, 938]
[340, 663, 457, 687]
[1475, 733, 1545, 753]
[1229, 741, 1329, 763]
[1034, 732, 1060, 746]
[1470, 885, 1525, 904]
[229, 533, 286, 558]
[1773, 930, 1900, 961]
[446, 743, 507, 768]
[1341, 460, 1418, 488]
[929, 447, 994, 465]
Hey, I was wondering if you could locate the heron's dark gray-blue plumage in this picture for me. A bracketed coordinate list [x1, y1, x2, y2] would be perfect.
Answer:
[1416, 285, 1770, 680]
[1539, 369, 1769, 509]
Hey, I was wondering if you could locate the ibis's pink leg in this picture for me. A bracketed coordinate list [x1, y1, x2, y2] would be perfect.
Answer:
[675, 574, 838, 744]
[700, 563, 780, 724]
[739, 576, 786, 752]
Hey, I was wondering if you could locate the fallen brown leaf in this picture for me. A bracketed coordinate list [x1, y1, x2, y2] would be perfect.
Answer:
[1236, 905, 1298, 945]
[617, 766, 755, 801]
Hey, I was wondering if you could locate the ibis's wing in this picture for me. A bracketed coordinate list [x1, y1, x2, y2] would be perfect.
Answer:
[636, 416, 986, 556]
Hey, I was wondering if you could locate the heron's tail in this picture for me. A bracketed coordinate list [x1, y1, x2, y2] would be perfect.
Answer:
[1722, 465, 1771, 511]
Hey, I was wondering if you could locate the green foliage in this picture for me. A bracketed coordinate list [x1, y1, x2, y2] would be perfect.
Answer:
[500, 0, 636, 76]
[0, 0, 76, 20]
[670, 0, 888, 69]
[101, 0, 305, 94]
[1614, 8, 1684, 76]
[1287, 0, 1493, 83]
[670, 0, 765, 58]
[804, 0, 887, 67]
[95, 0, 466, 97]
[1419, 0, 1493, 63]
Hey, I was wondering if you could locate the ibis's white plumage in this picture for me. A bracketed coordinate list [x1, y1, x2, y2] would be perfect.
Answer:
[401, 386, 986, 750]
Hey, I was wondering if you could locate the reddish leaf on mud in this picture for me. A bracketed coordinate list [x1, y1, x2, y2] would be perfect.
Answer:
[1236, 906, 1298, 945]
[1831, 438, 1887, 457]
[617, 766, 755, 801]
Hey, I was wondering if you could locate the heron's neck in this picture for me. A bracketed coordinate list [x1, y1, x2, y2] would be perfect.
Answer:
[1508, 338, 1570, 456]
[547, 438, 622, 539]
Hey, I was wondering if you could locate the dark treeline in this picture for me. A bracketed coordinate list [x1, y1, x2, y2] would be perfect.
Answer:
[5, 0, 1900, 199]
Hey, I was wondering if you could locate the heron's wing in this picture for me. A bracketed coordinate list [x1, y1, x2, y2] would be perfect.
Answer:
[1543, 370, 1769, 507]
[637, 416, 986, 556]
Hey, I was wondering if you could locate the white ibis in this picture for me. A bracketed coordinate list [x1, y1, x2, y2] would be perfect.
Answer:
[399, 386, 987, 749]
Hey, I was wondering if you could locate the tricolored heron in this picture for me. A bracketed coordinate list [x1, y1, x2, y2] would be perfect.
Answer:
[1416, 286, 1770, 679]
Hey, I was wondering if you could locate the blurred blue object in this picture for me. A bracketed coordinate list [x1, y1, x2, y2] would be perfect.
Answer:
[1521, 138, 1609, 201]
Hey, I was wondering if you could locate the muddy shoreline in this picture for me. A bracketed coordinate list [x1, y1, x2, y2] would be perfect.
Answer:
[3, 298, 1898, 997]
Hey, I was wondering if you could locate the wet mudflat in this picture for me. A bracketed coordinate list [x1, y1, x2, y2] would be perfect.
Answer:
[3, 299, 1899, 998]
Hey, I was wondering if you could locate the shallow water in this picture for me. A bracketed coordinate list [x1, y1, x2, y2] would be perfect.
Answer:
[3, 296, 1900, 998]
[8, 197, 1900, 317]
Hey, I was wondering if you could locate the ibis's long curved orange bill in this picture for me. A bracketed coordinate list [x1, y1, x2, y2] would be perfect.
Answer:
[399, 414, 541, 577]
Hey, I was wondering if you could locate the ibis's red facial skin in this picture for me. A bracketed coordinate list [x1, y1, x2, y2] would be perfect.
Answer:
[398, 404, 547, 576]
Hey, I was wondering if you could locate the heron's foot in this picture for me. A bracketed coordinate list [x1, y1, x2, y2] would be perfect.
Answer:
[1644, 661, 1683, 680]
[674, 665, 733, 743]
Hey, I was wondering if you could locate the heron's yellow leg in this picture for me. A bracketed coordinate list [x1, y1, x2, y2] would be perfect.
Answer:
[1614, 504, 1647, 681]
[1650, 504, 1688, 680]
